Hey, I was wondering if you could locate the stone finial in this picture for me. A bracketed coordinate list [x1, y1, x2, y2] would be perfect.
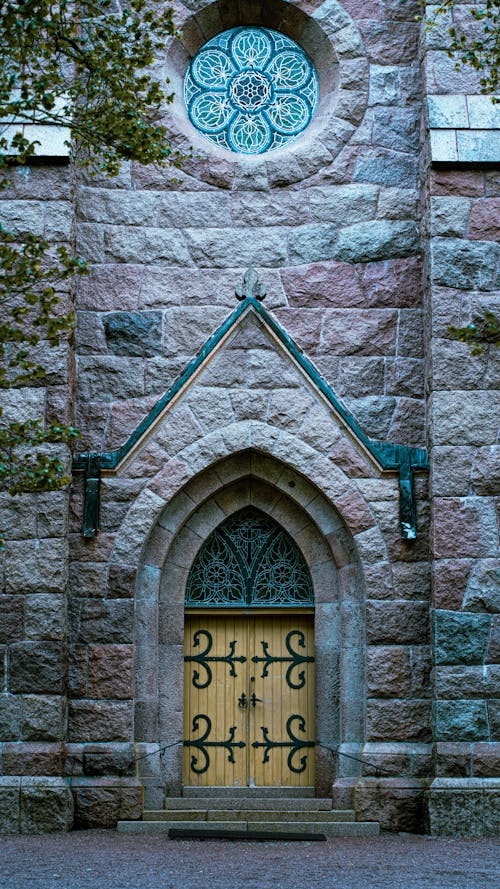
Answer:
[235, 268, 266, 302]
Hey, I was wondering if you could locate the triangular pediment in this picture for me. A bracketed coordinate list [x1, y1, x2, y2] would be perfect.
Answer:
[74, 296, 427, 475]
[73, 293, 428, 539]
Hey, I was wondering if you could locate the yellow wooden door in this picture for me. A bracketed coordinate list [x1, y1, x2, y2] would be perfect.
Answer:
[183, 614, 315, 788]
[183, 614, 248, 787]
[248, 614, 315, 789]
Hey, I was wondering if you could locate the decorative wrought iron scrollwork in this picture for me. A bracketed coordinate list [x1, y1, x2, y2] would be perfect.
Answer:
[185, 508, 313, 608]
[184, 629, 246, 689]
[252, 714, 315, 774]
[184, 714, 246, 775]
[251, 630, 314, 689]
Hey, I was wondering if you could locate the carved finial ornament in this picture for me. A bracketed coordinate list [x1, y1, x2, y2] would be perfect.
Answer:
[236, 268, 267, 302]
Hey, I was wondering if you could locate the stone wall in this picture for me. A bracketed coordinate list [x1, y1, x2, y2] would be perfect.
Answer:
[425, 168, 500, 834]
[74, 0, 424, 455]
[63, 0, 433, 833]
[0, 164, 74, 831]
[0, 0, 498, 836]
[421, 1, 500, 837]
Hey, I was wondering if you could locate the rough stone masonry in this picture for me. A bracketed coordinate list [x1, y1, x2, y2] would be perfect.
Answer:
[0, 0, 498, 835]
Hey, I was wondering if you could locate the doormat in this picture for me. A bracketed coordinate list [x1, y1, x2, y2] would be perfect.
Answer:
[169, 828, 326, 841]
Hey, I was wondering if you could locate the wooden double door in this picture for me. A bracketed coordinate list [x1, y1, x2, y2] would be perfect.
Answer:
[183, 613, 315, 788]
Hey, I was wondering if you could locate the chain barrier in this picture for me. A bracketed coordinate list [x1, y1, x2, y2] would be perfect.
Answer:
[106, 738, 394, 779]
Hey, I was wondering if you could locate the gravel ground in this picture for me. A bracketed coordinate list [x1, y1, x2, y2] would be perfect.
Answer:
[0, 831, 499, 889]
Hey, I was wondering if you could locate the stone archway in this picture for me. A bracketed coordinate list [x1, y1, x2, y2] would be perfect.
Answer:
[134, 450, 368, 801]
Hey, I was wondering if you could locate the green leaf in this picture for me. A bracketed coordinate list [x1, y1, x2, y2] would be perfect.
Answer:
[0, 0, 182, 498]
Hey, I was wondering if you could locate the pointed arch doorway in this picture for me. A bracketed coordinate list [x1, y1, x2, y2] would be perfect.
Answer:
[183, 508, 316, 790]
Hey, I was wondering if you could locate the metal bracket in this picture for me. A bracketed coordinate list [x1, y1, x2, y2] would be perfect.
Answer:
[81, 454, 102, 539]
[398, 452, 417, 541]
[369, 441, 426, 541]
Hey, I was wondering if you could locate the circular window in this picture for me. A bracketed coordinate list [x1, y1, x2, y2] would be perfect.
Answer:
[184, 27, 319, 155]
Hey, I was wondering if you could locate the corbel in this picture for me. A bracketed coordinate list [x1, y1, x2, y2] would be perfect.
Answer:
[79, 454, 102, 539]
[398, 450, 417, 541]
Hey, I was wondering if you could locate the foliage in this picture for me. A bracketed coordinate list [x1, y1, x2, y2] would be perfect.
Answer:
[0, 420, 78, 494]
[0, 0, 178, 174]
[425, 1, 500, 95]
[448, 309, 500, 355]
[0, 0, 177, 500]
[0, 232, 84, 495]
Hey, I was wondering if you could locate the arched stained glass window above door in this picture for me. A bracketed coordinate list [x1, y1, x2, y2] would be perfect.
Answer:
[185, 508, 314, 607]
[184, 27, 319, 155]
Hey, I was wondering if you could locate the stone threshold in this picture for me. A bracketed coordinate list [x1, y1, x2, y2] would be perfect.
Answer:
[118, 819, 379, 838]
[182, 785, 315, 798]
[117, 796, 380, 838]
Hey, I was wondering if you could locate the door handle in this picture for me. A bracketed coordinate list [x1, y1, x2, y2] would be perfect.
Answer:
[250, 693, 262, 707]
[238, 692, 248, 709]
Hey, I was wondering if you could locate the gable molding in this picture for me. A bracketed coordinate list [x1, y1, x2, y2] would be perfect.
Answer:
[73, 293, 429, 540]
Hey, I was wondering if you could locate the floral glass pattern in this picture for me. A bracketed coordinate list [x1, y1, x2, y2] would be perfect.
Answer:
[185, 508, 314, 607]
[184, 27, 319, 155]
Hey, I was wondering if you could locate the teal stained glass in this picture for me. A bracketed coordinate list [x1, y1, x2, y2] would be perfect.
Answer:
[185, 509, 314, 607]
[184, 27, 319, 155]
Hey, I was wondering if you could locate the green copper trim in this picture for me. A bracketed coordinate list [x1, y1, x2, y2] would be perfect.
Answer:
[80, 454, 101, 539]
[73, 292, 428, 540]
[74, 297, 253, 476]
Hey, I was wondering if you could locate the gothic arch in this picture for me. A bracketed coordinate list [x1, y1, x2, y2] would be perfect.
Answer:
[133, 450, 372, 800]
[112, 419, 390, 567]
[185, 506, 315, 607]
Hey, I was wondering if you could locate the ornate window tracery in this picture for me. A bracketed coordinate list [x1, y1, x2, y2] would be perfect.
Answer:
[185, 508, 314, 607]
[184, 27, 319, 155]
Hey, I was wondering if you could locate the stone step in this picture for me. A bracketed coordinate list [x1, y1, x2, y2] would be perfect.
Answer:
[160, 797, 334, 811]
[117, 819, 380, 838]
[142, 809, 357, 823]
[118, 820, 246, 836]
[243, 821, 380, 838]
[182, 786, 314, 799]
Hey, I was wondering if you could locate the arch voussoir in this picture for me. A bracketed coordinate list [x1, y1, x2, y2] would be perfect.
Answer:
[129, 437, 388, 799]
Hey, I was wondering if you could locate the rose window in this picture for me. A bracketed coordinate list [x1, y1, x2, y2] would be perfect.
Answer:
[184, 27, 319, 155]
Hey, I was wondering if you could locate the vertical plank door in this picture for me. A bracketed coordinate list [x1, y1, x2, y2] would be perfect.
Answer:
[183, 614, 248, 787]
[249, 614, 315, 788]
[183, 614, 315, 787]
